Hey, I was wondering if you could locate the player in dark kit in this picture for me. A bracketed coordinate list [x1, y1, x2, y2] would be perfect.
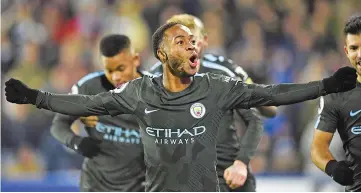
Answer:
[5, 22, 358, 191]
[150, 14, 277, 191]
[312, 14, 361, 192]
[50, 35, 146, 191]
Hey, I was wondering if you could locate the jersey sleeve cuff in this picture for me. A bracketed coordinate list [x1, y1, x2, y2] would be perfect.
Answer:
[319, 80, 328, 96]
[235, 155, 251, 165]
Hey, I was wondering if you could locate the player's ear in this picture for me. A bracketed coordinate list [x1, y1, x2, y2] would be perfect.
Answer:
[157, 49, 167, 62]
[344, 45, 348, 55]
[203, 35, 209, 47]
[133, 53, 140, 68]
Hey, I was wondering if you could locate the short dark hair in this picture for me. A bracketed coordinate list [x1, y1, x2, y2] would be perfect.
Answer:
[344, 14, 361, 36]
[100, 34, 131, 57]
[152, 22, 183, 60]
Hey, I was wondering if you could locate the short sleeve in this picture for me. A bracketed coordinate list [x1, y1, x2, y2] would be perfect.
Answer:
[314, 96, 339, 133]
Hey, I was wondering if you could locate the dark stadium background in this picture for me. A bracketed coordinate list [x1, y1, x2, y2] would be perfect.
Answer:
[1, 0, 360, 191]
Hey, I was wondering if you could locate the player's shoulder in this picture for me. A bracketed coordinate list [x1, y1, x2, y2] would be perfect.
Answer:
[320, 93, 343, 107]
[76, 71, 105, 88]
[71, 71, 105, 94]
[202, 53, 234, 66]
[132, 72, 157, 87]
[110, 76, 145, 94]
[112, 70, 154, 88]
[200, 72, 238, 84]
[317, 93, 344, 116]
[202, 53, 236, 76]
[325, 88, 357, 105]
[139, 70, 154, 77]
[202, 53, 249, 80]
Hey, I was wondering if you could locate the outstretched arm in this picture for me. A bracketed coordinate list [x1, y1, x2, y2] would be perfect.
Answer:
[246, 81, 324, 108]
[5, 79, 137, 117]
[36, 92, 111, 116]
[218, 67, 356, 110]
[243, 77, 278, 118]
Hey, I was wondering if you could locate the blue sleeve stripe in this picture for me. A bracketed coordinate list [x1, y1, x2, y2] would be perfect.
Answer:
[202, 61, 236, 77]
[77, 71, 105, 86]
[149, 62, 162, 72]
[314, 115, 321, 128]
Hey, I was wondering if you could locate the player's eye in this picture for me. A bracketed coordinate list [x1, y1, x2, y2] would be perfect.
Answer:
[350, 46, 358, 51]
[191, 40, 196, 45]
[116, 67, 125, 72]
[177, 41, 183, 45]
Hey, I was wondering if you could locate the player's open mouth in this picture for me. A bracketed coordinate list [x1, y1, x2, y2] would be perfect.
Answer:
[189, 53, 199, 68]
[357, 61, 361, 69]
[115, 82, 124, 88]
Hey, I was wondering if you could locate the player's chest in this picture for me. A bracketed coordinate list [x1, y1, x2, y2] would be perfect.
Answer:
[339, 88, 361, 120]
[134, 100, 217, 128]
[135, 100, 221, 147]
[338, 90, 361, 125]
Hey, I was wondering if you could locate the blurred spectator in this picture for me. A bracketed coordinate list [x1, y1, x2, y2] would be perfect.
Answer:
[3, 144, 45, 179]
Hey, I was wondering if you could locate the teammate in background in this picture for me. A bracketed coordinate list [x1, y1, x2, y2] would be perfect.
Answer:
[5, 22, 357, 191]
[312, 14, 361, 192]
[50, 34, 146, 191]
[150, 14, 277, 191]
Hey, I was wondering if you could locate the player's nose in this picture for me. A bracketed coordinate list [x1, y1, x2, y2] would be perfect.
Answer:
[357, 48, 361, 58]
[112, 72, 122, 82]
[186, 41, 195, 51]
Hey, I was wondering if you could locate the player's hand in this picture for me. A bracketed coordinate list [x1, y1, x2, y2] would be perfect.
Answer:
[322, 67, 357, 94]
[80, 116, 99, 127]
[5, 78, 39, 105]
[71, 136, 101, 158]
[224, 160, 248, 189]
[325, 160, 354, 186]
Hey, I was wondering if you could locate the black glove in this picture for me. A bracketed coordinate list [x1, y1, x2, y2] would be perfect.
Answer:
[322, 67, 357, 94]
[5, 78, 39, 105]
[325, 160, 354, 186]
[70, 136, 101, 158]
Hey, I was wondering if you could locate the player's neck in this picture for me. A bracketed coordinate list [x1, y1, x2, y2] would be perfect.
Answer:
[135, 71, 142, 78]
[163, 66, 193, 93]
[358, 74, 361, 84]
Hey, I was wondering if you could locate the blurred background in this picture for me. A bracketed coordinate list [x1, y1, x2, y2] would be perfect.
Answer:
[1, 0, 361, 191]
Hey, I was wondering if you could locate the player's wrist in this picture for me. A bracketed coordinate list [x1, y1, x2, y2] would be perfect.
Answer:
[69, 136, 83, 151]
[70, 136, 101, 158]
[235, 156, 250, 165]
[26, 88, 40, 105]
[322, 76, 341, 95]
[233, 159, 248, 167]
[325, 160, 354, 186]
[325, 160, 337, 176]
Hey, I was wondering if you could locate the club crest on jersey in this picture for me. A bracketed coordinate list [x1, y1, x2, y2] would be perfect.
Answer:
[190, 103, 206, 119]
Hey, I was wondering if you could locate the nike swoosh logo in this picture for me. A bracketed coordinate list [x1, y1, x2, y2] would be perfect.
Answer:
[350, 109, 361, 117]
[145, 108, 159, 114]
